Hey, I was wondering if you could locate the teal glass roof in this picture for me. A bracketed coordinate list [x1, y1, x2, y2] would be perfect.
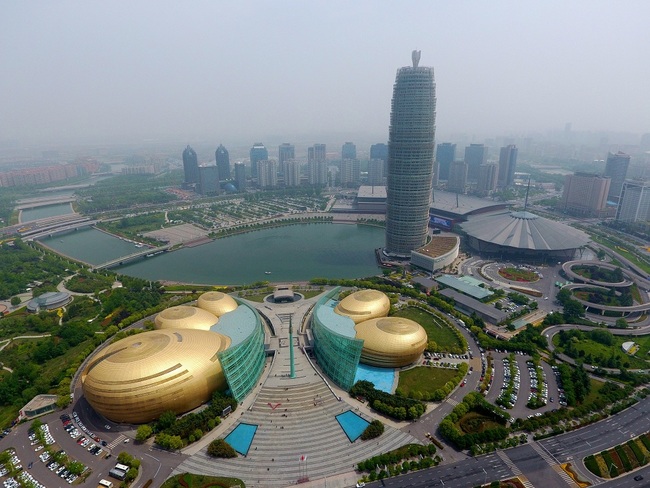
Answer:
[435, 274, 493, 300]
[315, 299, 356, 338]
[211, 305, 257, 347]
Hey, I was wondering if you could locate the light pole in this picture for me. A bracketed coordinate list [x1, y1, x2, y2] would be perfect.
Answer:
[482, 467, 488, 485]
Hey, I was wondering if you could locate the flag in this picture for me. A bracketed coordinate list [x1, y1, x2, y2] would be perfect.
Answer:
[299, 454, 307, 462]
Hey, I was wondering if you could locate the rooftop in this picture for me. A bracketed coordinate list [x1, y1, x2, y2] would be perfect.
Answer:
[439, 288, 508, 323]
[430, 191, 508, 217]
[357, 185, 387, 199]
[435, 274, 493, 300]
[415, 236, 459, 258]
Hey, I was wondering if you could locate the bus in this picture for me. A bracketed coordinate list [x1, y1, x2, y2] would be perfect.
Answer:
[114, 463, 129, 472]
[98, 480, 114, 488]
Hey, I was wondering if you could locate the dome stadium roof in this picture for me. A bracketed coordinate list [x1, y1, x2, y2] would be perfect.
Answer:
[355, 317, 427, 368]
[460, 210, 589, 251]
[334, 289, 391, 324]
[154, 305, 218, 330]
[197, 292, 238, 317]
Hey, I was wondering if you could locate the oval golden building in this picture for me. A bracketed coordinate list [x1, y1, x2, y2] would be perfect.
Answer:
[355, 316, 427, 367]
[81, 329, 231, 424]
[197, 291, 238, 317]
[154, 305, 218, 330]
[334, 289, 391, 324]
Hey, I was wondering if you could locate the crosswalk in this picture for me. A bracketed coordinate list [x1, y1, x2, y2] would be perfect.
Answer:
[530, 442, 577, 486]
[495, 451, 535, 488]
[106, 434, 127, 450]
[446, 398, 459, 406]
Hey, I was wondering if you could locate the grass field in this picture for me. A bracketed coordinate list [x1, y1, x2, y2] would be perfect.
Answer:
[498, 267, 539, 282]
[458, 410, 505, 434]
[589, 233, 650, 275]
[397, 367, 458, 396]
[161, 473, 245, 488]
[553, 334, 650, 370]
[392, 307, 463, 351]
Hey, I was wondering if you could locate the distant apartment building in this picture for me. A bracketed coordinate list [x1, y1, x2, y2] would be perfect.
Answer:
[477, 163, 498, 196]
[436, 142, 456, 181]
[367, 158, 384, 186]
[308, 144, 327, 163]
[278, 143, 295, 176]
[341, 142, 357, 160]
[121, 163, 162, 175]
[182, 145, 199, 185]
[215, 144, 230, 180]
[497, 145, 518, 187]
[257, 160, 278, 189]
[464, 144, 488, 182]
[562, 172, 611, 217]
[447, 160, 468, 194]
[604, 151, 631, 203]
[340, 159, 360, 187]
[284, 160, 301, 187]
[307, 159, 328, 186]
[198, 165, 220, 196]
[370, 142, 388, 174]
[249, 143, 268, 179]
[616, 180, 650, 223]
[234, 162, 247, 191]
[0, 161, 100, 187]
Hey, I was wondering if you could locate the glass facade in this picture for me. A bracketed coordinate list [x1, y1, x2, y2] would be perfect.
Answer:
[312, 288, 364, 390]
[218, 299, 266, 402]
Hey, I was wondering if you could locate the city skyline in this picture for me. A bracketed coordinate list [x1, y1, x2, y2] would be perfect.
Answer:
[1, 2, 649, 147]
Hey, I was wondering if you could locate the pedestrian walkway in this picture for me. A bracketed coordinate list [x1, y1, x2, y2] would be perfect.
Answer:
[530, 442, 577, 487]
[107, 434, 126, 450]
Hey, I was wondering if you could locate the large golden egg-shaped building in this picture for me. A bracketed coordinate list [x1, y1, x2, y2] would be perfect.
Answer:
[81, 329, 231, 423]
[197, 291, 238, 317]
[354, 317, 427, 368]
[154, 305, 218, 330]
[334, 289, 391, 324]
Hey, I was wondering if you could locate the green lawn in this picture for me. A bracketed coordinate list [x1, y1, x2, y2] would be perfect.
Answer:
[397, 367, 458, 395]
[392, 307, 463, 351]
[161, 473, 245, 488]
[498, 267, 539, 282]
[553, 334, 650, 370]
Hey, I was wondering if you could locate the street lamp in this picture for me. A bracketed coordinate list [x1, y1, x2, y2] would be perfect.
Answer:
[482, 467, 488, 485]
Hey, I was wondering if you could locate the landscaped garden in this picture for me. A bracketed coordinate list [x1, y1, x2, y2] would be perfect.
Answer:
[392, 306, 466, 354]
[161, 473, 245, 488]
[572, 265, 625, 283]
[397, 365, 467, 401]
[498, 267, 539, 283]
[584, 433, 650, 479]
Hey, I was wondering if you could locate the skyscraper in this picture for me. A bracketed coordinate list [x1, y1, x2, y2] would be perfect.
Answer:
[340, 158, 360, 187]
[385, 50, 436, 256]
[182, 145, 199, 185]
[215, 144, 230, 181]
[497, 144, 518, 188]
[464, 144, 488, 182]
[198, 165, 219, 196]
[367, 159, 384, 186]
[616, 180, 650, 222]
[562, 172, 611, 217]
[604, 151, 631, 203]
[447, 160, 467, 194]
[278, 143, 295, 176]
[370, 143, 388, 174]
[234, 162, 247, 191]
[477, 163, 498, 195]
[257, 159, 278, 189]
[435, 143, 456, 181]
[308, 144, 326, 163]
[250, 143, 268, 179]
[341, 142, 357, 160]
[285, 160, 301, 187]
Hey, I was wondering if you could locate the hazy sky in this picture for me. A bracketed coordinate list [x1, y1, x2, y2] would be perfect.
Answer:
[2, 1, 649, 146]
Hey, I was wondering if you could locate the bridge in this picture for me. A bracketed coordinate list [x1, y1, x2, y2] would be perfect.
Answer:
[15, 196, 76, 210]
[23, 219, 98, 240]
[91, 244, 172, 270]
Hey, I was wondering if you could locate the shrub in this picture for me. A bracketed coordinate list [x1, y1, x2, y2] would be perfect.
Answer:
[361, 420, 384, 440]
[207, 439, 237, 458]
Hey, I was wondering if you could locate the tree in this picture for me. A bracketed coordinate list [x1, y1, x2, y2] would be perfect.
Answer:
[207, 439, 237, 458]
[136, 424, 153, 442]
[10, 296, 20, 306]
[615, 318, 628, 329]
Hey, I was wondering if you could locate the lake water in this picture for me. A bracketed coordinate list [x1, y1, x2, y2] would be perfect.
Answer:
[21, 203, 74, 222]
[38, 223, 384, 284]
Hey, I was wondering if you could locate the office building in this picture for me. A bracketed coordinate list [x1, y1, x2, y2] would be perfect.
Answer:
[198, 166, 220, 196]
[341, 142, 357, 160]
[340, 158, 360, 187]
[561, 172, 611, 217]
[464, 144, 488, 182]
[182, 145, 199, 185]
[285, 160, 301, 187]
[497, 145, 518, 188]
[604, 151, 631, 203]
[250, 143, 268, 179]
[308, 144, 327, 163]
[436, 143, 456, 181]
[234, 162, 247, 191]
[370, 143, 388, 174]
[447, 160, 467, 194]
[477, 163, 498, 196]
[367, 158, 384, 186]
[215, 144, 230, 181]
[616, 181, 650, 222]
[278, 143, 295, 176]
[385, 51, 436, 256]
[257, 159, 278, 189]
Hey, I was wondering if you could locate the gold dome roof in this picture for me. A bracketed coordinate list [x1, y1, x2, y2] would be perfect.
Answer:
[355, 317, 427, 368]
[81, 329, 231, 424]
[154, 305, 218, 330]
[197, 292, 238, 317]
[334, 289, 391, 324]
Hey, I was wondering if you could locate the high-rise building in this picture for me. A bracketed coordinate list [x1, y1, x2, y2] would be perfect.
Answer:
[257, 159, 278, 189]
[385, 50, 436, 256]
[435, 143, 456, 181]
[497, 145, 518, 188]
[340, 159, 360, 187]
[250, 143, 268, 179]
[234, 162, 247, 191]
[464, 144, 488, 182]
[215, 144, 230, 181]
[308, 144, 326, 163]
[367, 159, 384, 186]
[182, 145, 199, 185]
[370, 143, 388, 174]
[616, 180, 650, 222]
[341, 142, 357, 160]
[447, 160, 467, 194]
[477, 163, 498, 196]
[285, 160, 301, 187]
[562, 172, 611, 217]
[604, 151, 631, 203]
[198, 165, 220, 196]
[307, 160, 328, 186]
[278, 143, 295, 176]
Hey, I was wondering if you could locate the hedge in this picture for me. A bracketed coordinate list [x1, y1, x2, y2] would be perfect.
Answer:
[627, 440, 647, 466]
[615, 445, 632, 472]
[584, 455, 601, 477]
[601, 451, 618, 477]
[640, 434, 650, 452]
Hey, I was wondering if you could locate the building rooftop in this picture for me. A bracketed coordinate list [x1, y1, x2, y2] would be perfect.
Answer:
[439, 288, 508, 323]
[435, 274, 493, 300]
[430, 191, 508, 217]
[357, 185, 387, 199]
[415, 236, 459, 258]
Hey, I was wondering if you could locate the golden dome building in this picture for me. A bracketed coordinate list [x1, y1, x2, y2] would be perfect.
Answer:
[312, 288, 427, 389]
[81, 292, 266, 424]
[197, 291, 238, 317]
